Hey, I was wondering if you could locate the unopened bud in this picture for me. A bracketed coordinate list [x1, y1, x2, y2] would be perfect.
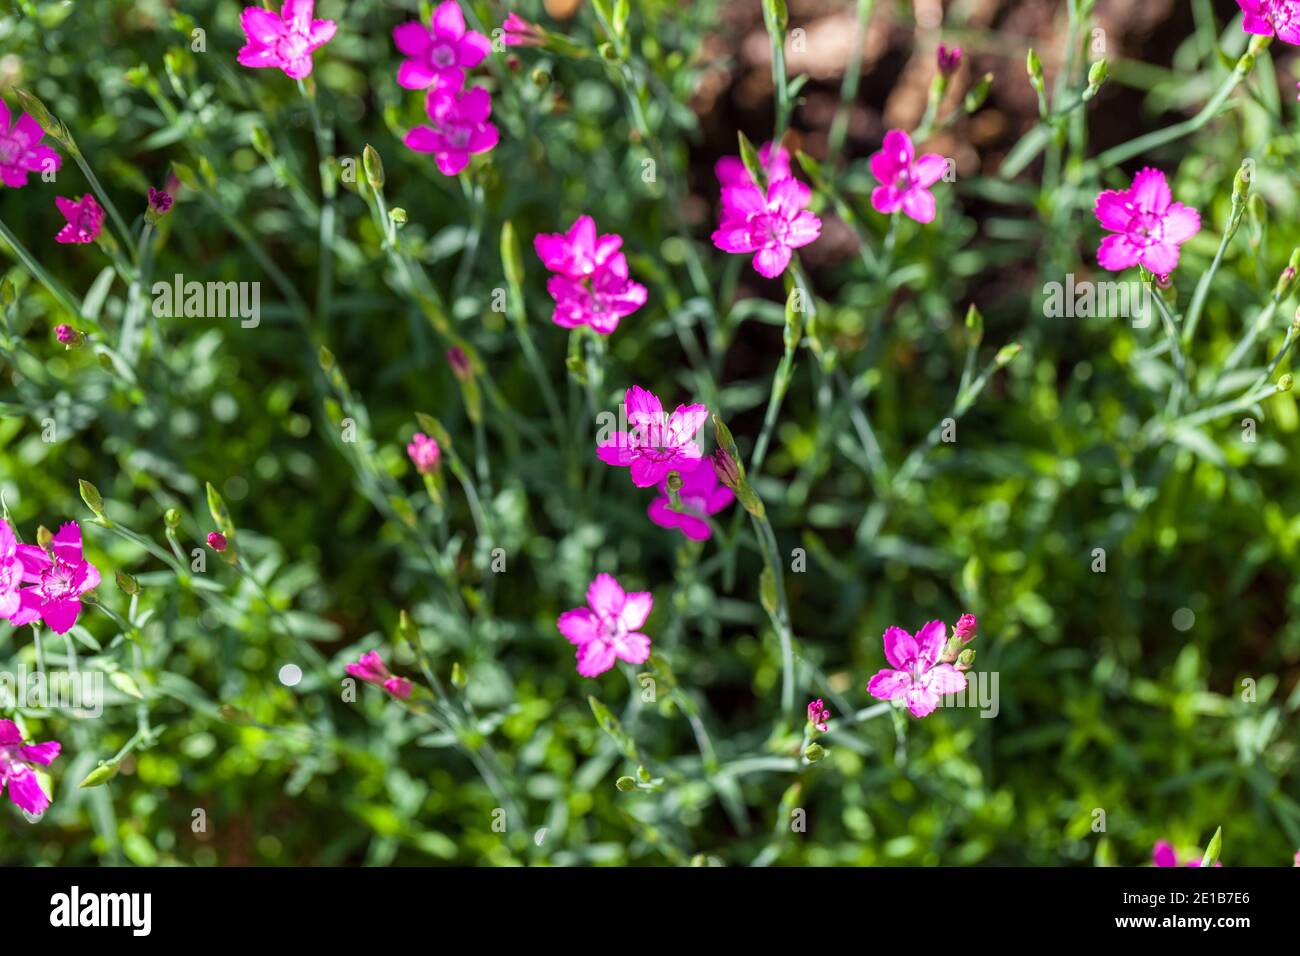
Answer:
[362, 144, 385, 190]
[965, 304, 983, 346]
[115, 569, 141, 595]
[803, 743, 826, 762]
[207, 531, 228, 552]
[79, 479, 106, 519]
[1026, 49, 1044, 90]
[164, 508, 181, 529]
[55, 324, 82, 347]
[995, 342, 1022, 367]
[956, 648, 976, 672]
[615, 775, 637, 792]
[964, 73, 994, 113]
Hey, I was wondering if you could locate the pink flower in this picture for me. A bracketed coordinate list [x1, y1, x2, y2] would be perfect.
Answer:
[866, 620, 968, 718]
[712, 177, 821, 278]
[147, 186, 173, 216]
[0, 519, 24, 620]
[207, 532, 228, 552]
[0, 719, 60, 816]
[535, 215, 648, 333]
[54, 194, 104, 244]
[556, 573, 652, 677]
[407, 432, 442, 474]
[646, 460, 734, 541]
[237, 0, 337, 80]
[714, 141, 794, 191]
[869, 129, 948, 224]
[597, 385, 708, 487]
[346, 650, 413, 700]
[403, 86, 499, 176]
[501, 12, 545, 47]
[937, 43, 963, 75]
[393, 1, 491, 91]
[807, 698, 830, 734]
[954, 613, 977, 642]
[0, 99, 61, 188]
[9, 522, 100, 635]
[1238, 1, 1300, 44]
[1095, 168, 1201, 274]
[535, 214, 625, 279]
[1153, 840, 1222, 867]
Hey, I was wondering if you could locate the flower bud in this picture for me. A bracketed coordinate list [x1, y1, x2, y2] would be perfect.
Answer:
[1026, 49, 1044, 90]
[615, 776, 637, 792]
[955, 613, 977, 641]
[362, 144, 385, 190]
[164, 508, 181, 529]
[115, 569, 141, 595]
[1086, 59, 1108, 93]
[937, 43, 963, 77]
[956, 648, 976, 672]
[965, 304, 983, 346]
[964, 73, 994, 113]
[446, 346, 472, 381]
[79, 479, 106, 519]
[803, 743, 826, 763]
[207, 531, 228, 552]
[55, 324, 82, 347]
[36, 526, 53, 549]
[995, 342, 1022, 367]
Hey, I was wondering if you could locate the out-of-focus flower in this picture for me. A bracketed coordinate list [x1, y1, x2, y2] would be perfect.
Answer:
[502, 12, 546, 47]
[1095, 168, 1200, 274]
[206, 531, 228, 552]
[714, 141, 794, 192]
[0, 99, 60, 188]
[393, 1, 491, 91]
[556, 573, 652, 677]
[869, 129, 948, 224]
[403, 86, 499, 176]
[0, 719, 60, 816]
[712, 177, 821, 278]
[54, 194, 104, 245]
[9, 522, 100, 634]
[1153, 840, 1223, 867]
[237, 0, 337, 80]
[147, 186, 173, 218]
[937, 43, 963, 75]
[346, 650, 413, 699]
[807, 698, 831, 734]
[407, 432, 442, 474]
[867, 620, 968, 718]
[597, 385, 708, 487]
[1237, 1, 1300, 44]
[647, 461, 734, 541]
[446, 346, 472, 380]
[54, 324, 81, 347]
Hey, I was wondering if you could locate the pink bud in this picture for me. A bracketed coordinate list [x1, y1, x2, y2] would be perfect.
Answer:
[406, 432, 441, 475]
[955, 613, 977, 642]
[207, 531, 228, 552]
[937, 43, 963, 77]
[806, 698, 830, 733]
[446, 346, 472, 381]
[54, 324, 81, 346]
[147, 186, 173, 215]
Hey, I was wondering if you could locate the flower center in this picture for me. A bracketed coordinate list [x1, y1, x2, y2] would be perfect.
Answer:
[598, 612, 627, 644]
[39, 560, 77, 604]
[1125, 210, 1164, 248]
[277, 32, 310, 61]
[1266, 1, 1298, 29]
[430, 43, 457, 68]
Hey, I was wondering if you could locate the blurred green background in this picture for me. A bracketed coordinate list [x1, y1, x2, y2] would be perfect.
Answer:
[1, 0, 1298, 865]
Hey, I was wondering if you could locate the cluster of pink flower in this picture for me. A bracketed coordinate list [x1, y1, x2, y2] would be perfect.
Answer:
[1239, 1, 1300, 98]
[0, 519, 99, 636]
[394, 2, 499, 176]
[534, 215, 648, 334]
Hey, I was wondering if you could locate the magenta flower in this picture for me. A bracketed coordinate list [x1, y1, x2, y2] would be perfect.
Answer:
[535, 215, 626, 279]
[535, 215, 647, 333]
[866, 620, 968, 718]
[937, 43, 963, 75]
[954, 613, 977, 642]
[147, 186, 173, 216]
[346, 650, 413, 700]
[597, 385, 708, 487]
[712, 177, 821, 278]
[403, 86, 499, 176]
[869, 129, 947, 224]
[807, 698, 831, 734]
[556, 573, 652, 677]
[714, 141, 796, 192]
[1153, 840, 1222, 867]
[0, 99, 60, 188]
[207, 532, 228, 552]
[1095, 168, 1201, 275]
[237, 0, 337, 80]
[393, 1, 491, 91]
[646, 460, 734, 541]
[407, 432, 441, 475]
[1238, 1, 1300, 44]
[0, 720, 60, 816]
[54, 194, 104, 245]
[501, 12, 545, 47]
[9, 522, 100, 635]
[0, 519, 23, 621]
